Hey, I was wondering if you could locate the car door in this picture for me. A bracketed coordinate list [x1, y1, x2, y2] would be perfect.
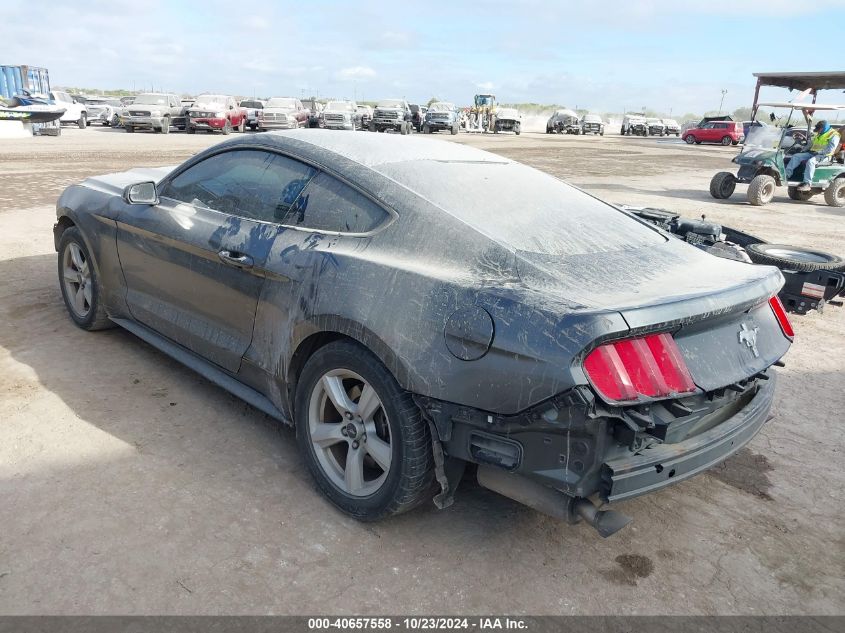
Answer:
[242, 170, 394, 388]
[115, 148, 317, 372]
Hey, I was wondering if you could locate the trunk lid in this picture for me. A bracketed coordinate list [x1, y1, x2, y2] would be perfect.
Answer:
[515, 239, 790, 391]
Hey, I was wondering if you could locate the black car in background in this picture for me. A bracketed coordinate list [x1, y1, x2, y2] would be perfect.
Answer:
[409, 104, 424, 132]
[53, 130, 792, 536]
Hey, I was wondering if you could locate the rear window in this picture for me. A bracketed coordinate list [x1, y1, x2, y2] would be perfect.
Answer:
[285, 172, 390, 234]
[379, 161, 664, 256]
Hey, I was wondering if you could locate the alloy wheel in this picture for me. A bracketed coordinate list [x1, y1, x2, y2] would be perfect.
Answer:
[62, 242, 92, 318]
[308, 369, 392, 497]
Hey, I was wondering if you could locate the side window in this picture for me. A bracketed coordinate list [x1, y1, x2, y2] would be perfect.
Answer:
[160, 150, 316, 223]
[284, 172, 390, 234]
[715, 122, 728, 129]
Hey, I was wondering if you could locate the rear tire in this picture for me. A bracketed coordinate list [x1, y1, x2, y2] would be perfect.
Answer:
[57, 227, 114, 331]
[294, 340, 435, 521]
[747, 174, 776, 206]
[125, 125, 134, 133]
[746, 243, 845, 272]
[710, 171, 737, 199]
[237, 118, 245, 133]
[186, 126, 195, 134]
[823, 178, 845, 207]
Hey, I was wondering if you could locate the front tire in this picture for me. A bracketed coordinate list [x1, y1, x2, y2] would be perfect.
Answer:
[160, 117, 170, 134]
[684, 134, 695, 144]
[295, 341, 434, 521]
[747, 174, 776, 206]
[222, 120, 232, 135]
[78, 113, 86, 129]
[710, 171, 737, 199]
[58, 227, 113, 331]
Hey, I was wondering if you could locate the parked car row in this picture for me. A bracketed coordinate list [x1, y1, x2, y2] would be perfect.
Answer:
[546, 110, 606, 135]
[621, 114, 680, 137]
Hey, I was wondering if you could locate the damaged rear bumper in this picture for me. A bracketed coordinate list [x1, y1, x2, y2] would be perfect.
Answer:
[603, 373, 775, 501]
[427, 372, 776, 505]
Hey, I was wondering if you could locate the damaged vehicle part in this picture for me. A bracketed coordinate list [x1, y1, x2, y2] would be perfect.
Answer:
[625, 205, 845, 314]
[54, 130, 792, 535]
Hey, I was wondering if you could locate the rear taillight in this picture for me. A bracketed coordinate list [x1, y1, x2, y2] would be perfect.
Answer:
[583, 332, 696, 404]
[769, 295, 794, 340]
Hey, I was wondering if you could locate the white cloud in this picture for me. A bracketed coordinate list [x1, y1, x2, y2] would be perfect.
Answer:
[475, 81, 494, 91]
[337, 66, 376, 80]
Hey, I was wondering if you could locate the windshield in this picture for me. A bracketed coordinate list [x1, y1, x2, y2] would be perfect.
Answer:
[429, 102, 454, 112]
[584, 114, 601, 122]
[88, 99, 120, 106]
[327, 101, 354, 111]
[742, 106, 803, 149]
[663, 119, 678, 126]
[267, 98, 297, 109]
[196, 94, 227, 105]
[133, 94, 169, 105]
[240, 100, 263, 109]
[476, 95, 494, 106]
[377, 100, 404, 109]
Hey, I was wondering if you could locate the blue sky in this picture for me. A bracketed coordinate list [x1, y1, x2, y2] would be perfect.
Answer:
[4, 0, 845, 113]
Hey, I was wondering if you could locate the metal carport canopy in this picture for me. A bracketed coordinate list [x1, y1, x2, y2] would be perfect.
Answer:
[753, 72, 845, 91]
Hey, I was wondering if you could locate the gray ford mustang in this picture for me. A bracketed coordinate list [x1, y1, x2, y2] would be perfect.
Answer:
[55, 130, 793, 536]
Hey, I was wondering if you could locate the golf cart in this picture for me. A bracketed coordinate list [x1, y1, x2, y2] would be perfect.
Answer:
[709, 72, 845, 206]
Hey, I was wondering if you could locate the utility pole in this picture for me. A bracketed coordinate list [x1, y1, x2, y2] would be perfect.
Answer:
[719, 89, 727, 114]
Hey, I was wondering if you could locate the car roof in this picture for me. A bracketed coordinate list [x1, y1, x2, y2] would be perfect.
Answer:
[239, 129, 510, 169]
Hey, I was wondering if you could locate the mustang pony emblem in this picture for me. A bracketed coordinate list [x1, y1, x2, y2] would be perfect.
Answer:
[738, 322, 760, 358]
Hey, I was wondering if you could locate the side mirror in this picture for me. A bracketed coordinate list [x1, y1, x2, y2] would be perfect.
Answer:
[770, 112, 776, 122]
[124, 182, 159, 205]
[229, 104, 234, 110]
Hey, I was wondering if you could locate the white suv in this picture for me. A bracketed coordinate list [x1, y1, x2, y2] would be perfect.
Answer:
[50, 91, 88, 129]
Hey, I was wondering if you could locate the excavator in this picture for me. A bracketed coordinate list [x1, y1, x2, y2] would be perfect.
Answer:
[466, 94, 497, 133]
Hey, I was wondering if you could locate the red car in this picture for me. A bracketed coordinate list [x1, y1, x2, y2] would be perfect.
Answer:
[683, 120, 745, 146]
[187, 94, 247, 134]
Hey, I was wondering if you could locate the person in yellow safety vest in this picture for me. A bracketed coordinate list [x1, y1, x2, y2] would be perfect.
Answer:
[785, 120, 841, 192]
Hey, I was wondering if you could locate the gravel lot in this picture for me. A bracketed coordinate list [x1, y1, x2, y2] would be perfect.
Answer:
[1, 126, 843, 615]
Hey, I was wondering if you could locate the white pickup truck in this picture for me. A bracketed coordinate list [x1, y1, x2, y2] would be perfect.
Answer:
[50, 91, 88, 129]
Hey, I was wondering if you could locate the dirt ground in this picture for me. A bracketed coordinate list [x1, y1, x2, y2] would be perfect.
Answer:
[1, 126, 843, 615]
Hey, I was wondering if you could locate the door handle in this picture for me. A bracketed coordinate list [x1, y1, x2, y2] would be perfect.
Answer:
[217, 249, 254, 269]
